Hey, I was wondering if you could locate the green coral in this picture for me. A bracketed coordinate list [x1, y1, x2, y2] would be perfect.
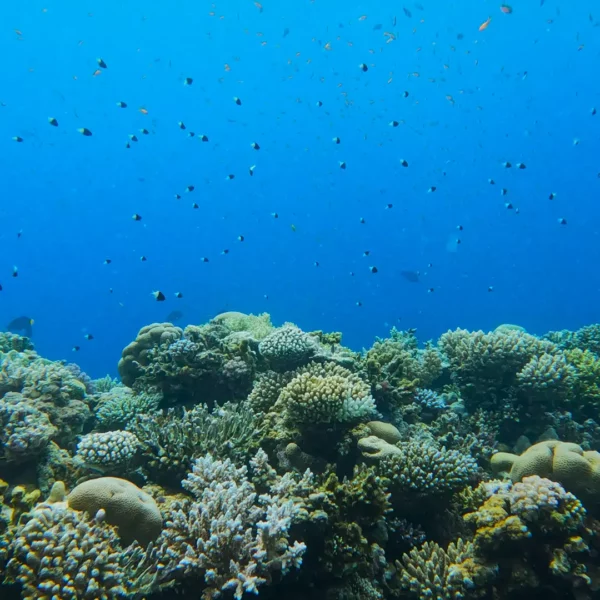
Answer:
[127, 402, 263, 487]
[0, 332, 33, 353]
[210, 310, 274, 339]
[566, 349, 600, 417]
[276, 362, 376, 425]
[95, 386, 161, 430]
[363, 328, 442, 410]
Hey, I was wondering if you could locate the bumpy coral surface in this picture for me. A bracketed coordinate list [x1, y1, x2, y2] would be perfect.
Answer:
[75, 430, 140, 470]
[259, 325, 319, 369]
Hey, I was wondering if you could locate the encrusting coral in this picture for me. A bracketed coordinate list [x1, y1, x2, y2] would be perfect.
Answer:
[3, 315, 600, 600]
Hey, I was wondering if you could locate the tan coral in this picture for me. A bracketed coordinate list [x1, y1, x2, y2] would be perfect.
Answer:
[67, 477, 162, 546]
[366, 421, 402, 444]
[490, 441, 600, 505]
[358, 436, 403, 461]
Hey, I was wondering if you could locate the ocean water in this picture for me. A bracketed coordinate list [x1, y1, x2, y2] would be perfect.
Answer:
[1, 0, 599, 379]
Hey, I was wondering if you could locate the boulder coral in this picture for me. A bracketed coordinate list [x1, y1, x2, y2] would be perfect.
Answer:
[491, 440, 600, 507]
[67, 477, 162, 546]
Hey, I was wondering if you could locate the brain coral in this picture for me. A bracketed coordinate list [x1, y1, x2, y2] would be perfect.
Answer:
[491, 440, 600, 507]
[67, 477, 162, 546]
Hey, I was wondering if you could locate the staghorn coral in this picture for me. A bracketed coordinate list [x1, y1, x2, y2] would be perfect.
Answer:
[0, 392, 56, 464]
[397, 539, 493, 600]
[363, 329, 443, 410]
[276, 361, 376, 425]
[128, 402, 263, 487]
[94, 386, 161, 430]
[156, 453, 307, 599]
[259, 325, 320, 370]
[75, 431, 140, 471]
[91, 375, 121, 394]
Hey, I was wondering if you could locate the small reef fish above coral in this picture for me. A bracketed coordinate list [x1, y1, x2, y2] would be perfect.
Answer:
[2, 314, 600, 599]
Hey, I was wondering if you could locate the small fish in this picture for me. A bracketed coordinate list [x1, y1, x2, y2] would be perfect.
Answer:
[104, 259, 112, 265]
[488, 178, 495, 184]
[403, 7, 412, 18]
[501, 188, 508, 196]
[502, 161, 512, 168]
[339, 161, 347, 169]
[139, 108, 149, 115]
[225, 174, 235, 180]
[356, 301, 362, 307]
[184, 77, 193, 85]
[97, 58, 107, 68]
[549, 192, 556, 200]
[84, 333, 94, 340]
[389, 120, 399, 127]
[6, 316, 34, 337]
[201, 257, 209, 262]
[363, 250, 370, 256]
[93, 69, 102, 77]
[316, 100, 323, 107]
[403, 91, 409, 98]
[174, 293, 183, 299]
[500, 5, 513, 14]
[516, 162, 526, 169]
[233, 96, 242, 105]
[358, 63, 369, 72]
[332, 137, 341, 144]
[249, 165, 256, 176]
[48, 117, 58, 127]
[291, 224, 296, 232]
[359, 217, 366, 224]
[178, 121, 186, 129]
[12, 266, 18, 278]
[72, 346, 80, 352]
[505, 202, 513, 209]
[12, 136, 23, 142]
[314, 261, 320, 267]
[129, 134, 138, 142]
[457, 225, 464, 231]
[488, 286, 494, 292]
[283, 27, 290, 38]
[385, 203, 393, 209]
[251, 142, 260, 150]
[199, 134, 209, 142]
[271, 212, 279, 218]
[140, 256, 147, 262]
[369, 266, 378, 273]
[192, 203, 199, 209]
[558, 217, 567, 225]
[116, 101, 127, 108]
[185, 185, 195, 192]
[222, 249, 229, 255]
[479, 17, 492, 31]
[187, 131, 195, 138]
[78, 127, 92, 136]
[399, 159, 409, 167]
[401, 270, 420, 283]
[238, 235, 245, 242]
[152, 290, 166, 301]
[140, 128, 149, 135]
[132, 213, 142, 221]
[427, 186, 436, 193]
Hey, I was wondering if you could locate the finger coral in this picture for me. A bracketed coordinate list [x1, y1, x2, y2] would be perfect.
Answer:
[75, 430, 140, 471]
[94, 386, 161, 430]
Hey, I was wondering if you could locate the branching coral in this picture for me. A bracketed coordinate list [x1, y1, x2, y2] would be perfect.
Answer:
[127, 402, 263, 487]
[156, 453, 307, 599]
[276, 361, 376, 425]
[397, 539, 493, 600]
[75, 431, 140, 471]
[363, 328, 443, 410]
[94, 386, 161, 430]
[259, 325, 320, 370]
[0, 392, 56, 464]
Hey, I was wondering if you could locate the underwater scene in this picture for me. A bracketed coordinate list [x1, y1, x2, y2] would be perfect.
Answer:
[1, 0, 600, 599]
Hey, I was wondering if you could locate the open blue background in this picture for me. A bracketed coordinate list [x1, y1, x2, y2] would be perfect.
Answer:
[0, 0, 599, 377]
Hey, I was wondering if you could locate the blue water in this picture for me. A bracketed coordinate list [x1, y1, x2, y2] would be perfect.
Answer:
[1, 0, 599, 378]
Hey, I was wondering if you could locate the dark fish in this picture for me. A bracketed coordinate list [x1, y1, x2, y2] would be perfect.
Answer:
[283, 27, 290, 37]
[401, 270, 420, 283]
[167, 310, 184, 322]
[7, 316, 33, 337]
[403, 7, 412, 17]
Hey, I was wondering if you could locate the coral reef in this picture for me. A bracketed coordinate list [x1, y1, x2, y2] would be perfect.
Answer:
[4, 315, 600, 600]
